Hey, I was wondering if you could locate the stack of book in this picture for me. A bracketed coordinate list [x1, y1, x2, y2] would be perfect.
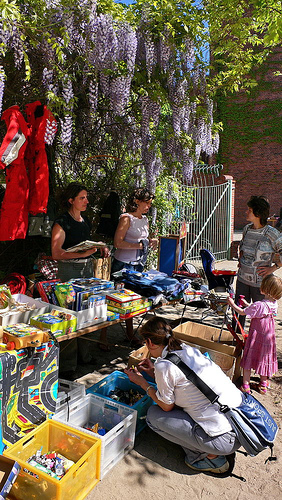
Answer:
[106, 289, 152, 319]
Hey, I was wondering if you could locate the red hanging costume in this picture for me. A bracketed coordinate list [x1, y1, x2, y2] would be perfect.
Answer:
[0, 105, 29, 241]
[25, 101, 56, 215]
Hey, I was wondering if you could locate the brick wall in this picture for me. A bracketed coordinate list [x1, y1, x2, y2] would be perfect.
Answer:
[218, 47, 282, 229]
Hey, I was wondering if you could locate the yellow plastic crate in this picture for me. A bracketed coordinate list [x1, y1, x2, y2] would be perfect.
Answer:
[4, 419, 101, 500]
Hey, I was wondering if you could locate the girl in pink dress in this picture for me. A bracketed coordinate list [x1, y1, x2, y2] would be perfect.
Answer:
[228, 274, 282, 395]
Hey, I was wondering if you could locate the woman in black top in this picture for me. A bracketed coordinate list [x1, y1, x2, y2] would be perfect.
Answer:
[51, 182, 109, 375]
[52, 182, 99, 281]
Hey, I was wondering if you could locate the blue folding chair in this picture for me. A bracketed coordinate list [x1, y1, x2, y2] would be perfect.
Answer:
[200, 249, 236, 293]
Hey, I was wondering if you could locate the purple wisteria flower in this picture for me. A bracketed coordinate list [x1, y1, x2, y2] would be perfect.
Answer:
[60, 114, 72, 145]
[0, 66, 5, 117]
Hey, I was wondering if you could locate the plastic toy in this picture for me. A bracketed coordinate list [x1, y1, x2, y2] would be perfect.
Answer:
[3, 324, 49, 350]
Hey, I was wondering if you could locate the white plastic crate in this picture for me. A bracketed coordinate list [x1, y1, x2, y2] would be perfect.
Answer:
[47, 303, 107, 329]
[56, 378, 85, 411]
[53, 393, 137, 479]
[0, 294, 49, 326]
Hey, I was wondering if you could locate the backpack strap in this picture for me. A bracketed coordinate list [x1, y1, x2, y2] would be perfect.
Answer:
[165, 352, 220, 405]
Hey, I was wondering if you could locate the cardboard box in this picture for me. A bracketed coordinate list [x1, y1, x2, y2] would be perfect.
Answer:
[128, 344, 151, 368]
[129, 320, 242, 381]
[93, 257, 111, 280]
[0, 456, 20, 500]
[173, 320, 242, 380]
[4, 420, 101, 500]
[0, 295, 49, 327]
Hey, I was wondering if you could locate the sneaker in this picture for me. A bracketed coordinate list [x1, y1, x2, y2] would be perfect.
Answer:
[185, 455, 229, 474]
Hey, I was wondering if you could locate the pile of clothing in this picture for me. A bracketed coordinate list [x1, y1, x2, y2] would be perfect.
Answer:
[116, 269, 190, 304]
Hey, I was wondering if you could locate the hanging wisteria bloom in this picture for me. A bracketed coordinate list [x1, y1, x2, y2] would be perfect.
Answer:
[60, 115, 72, 145]
[90, 14, 118, 70]
[109, 76, 130, 115]
[182, 148, 194, 184]
[212, 131, 220, 155]
[42, 67, 59, 97]
[44, 118, 58, 145]
[0, 22, 11, 47]
[0, 66, 5, 117]
[0, 0, 221, 191]
[89, 79, 98, 113]
[144, 33, 156, 81]
[157, 31, 171, 72]
[9, 25, 24, 69]
[62, 78, 73, 105]
[116, 23, 137, 76]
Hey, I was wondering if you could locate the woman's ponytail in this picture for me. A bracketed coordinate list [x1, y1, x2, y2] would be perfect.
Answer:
[140, 316, 182, 352]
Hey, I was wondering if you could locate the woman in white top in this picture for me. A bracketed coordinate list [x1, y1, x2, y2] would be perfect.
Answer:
[111, 188, 158, 276]
[125, 317, 243, 476]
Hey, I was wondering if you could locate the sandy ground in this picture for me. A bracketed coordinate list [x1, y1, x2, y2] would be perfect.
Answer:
[72, 259, 282, 500]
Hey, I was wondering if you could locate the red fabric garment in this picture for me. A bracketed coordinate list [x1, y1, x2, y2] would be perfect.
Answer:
[0, 272, 27, 294]
[25, 101, 56, 215]
[0, 105, 30, 241]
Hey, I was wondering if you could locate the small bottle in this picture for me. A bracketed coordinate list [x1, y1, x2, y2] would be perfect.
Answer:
[55, 458, 64, 477]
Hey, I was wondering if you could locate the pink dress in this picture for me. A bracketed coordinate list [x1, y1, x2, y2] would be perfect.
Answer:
[241, 299, 278, 377]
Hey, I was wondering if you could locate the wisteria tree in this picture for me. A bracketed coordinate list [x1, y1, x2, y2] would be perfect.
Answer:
[0, 0, 281, 203]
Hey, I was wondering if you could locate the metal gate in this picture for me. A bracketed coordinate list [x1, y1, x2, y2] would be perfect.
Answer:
[168, 165, 234, 264]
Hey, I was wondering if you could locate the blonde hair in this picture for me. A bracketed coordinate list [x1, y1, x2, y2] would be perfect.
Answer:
[260, 275, 282, 300]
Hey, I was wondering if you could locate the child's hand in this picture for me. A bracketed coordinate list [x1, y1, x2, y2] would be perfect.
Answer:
[240, 298, 249, 307]
[227, 296, 235, 307]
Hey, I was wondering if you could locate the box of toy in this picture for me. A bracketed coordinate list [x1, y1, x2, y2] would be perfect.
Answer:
[46, 303, 107, 330]
[0, 294, 49, 327]
[36, 280, 61, 304]
[3, 420, 101, 500]
[54, 283, 76, 310]
[76, 291, 106, 312]
[0, 456, 21, 500]
[107, 298, 152, 315]
[53, 393, 137, 479]
[2, 323, 50, 350]
[106, 310, 120, 321]
[70, 278, 114, 293]
[86, 370, 156, 435]
[107, 304, 151, 320]
[30, 310, 77, 338]
[106, 289, 143, 308]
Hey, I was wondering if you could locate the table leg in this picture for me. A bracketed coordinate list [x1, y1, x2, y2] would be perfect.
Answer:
[99, 327, 109, 348]
[125, 317, 134, 340]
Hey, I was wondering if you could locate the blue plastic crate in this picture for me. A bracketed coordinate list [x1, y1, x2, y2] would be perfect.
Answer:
[86, 371, 155, 434]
